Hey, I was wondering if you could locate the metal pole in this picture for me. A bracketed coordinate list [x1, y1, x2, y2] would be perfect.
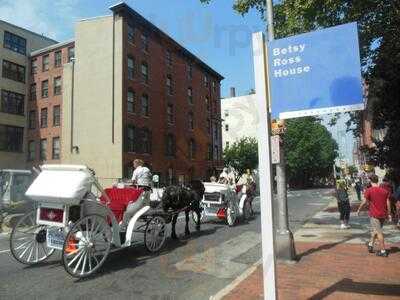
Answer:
[265, 0, 296, 261]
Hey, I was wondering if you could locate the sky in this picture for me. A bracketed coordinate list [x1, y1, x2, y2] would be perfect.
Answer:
[0, 0, 266, 98]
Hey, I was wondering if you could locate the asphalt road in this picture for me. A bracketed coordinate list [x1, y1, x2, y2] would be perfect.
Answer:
[0, 188, 333, 300]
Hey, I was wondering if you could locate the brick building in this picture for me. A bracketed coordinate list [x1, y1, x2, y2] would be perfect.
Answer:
[59, 3, 224, 185]
[26, 41, 74, 167]
[1, 3, 223, 184]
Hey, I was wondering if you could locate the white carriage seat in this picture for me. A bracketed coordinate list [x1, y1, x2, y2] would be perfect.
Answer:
[25, 164, 93, 206]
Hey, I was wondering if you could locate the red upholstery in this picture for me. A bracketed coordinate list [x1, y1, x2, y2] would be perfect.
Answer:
[100, 187, 144, 223]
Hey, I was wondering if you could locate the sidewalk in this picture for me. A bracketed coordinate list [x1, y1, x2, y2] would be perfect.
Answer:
[220, 193, 400, 300]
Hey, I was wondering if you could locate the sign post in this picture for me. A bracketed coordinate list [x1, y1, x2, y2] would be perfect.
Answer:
[254, 22, 364, 300]
[253, 32, 277, 300]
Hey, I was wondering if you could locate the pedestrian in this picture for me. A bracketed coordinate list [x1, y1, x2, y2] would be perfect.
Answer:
[336, 178, 351, 229]
[380, 176, 395, 218]
[354, 178, 363, 202]
[393, 184, 400, 227]
[218, 167, 229, 184]
[210, 176, 217, 183]
[357, 174, 392, 257]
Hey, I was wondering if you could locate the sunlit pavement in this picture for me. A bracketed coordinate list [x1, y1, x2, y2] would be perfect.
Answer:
[0, 189, 333, 300]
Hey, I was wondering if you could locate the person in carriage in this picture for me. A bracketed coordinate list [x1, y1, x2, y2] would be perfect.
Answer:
[120, 159, 152, 231]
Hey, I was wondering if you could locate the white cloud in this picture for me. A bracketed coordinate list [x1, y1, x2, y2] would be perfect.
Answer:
[0, 0, 80, 41]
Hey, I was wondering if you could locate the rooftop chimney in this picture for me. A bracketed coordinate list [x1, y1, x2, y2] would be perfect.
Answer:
[230, 87, 236, 98]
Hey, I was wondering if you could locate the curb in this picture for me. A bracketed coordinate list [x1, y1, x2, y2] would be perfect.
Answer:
[209, 259, 262, 300]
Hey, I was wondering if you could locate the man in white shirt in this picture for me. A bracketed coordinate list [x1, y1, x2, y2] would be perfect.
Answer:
[131, 159, 152, 190]
[121, 159, 152, 231]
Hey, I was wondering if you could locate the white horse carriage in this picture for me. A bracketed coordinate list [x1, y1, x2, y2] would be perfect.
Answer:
[192, 182, 254, 226]
[9, 165, 168, 278]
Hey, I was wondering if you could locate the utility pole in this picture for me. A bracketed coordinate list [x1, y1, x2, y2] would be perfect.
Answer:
[265, 0, 297, 261]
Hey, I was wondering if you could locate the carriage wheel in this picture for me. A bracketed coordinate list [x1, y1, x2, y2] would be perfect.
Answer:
[144, 216, 167, 253]
[62, 214, 111, 278]
[10, 211, 55, 265]
[243, 200, 252, 221]
[226, 206, 237, 227]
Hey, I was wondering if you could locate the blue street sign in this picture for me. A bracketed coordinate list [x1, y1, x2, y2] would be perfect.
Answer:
[267, 22, 364, 119]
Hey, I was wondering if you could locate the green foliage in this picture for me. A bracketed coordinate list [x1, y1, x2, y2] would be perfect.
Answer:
[369, 9, 400, 171]
[284, 117, 338, 187]
[223, 137, 258, 175]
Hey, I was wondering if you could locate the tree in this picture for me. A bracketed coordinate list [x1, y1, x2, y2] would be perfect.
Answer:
[223, 137, 258, 175]
[347, 165, 358, 176]
[283, 117, 338, 187]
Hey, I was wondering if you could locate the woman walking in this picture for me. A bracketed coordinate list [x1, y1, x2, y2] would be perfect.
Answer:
[336, 177, 351, 229]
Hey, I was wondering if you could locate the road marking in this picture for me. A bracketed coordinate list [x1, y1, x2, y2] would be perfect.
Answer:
[175, 231, 261, 279]
[0, 249, 10, 254]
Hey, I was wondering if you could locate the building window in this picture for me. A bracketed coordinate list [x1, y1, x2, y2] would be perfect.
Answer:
[166, 134, 175, 157]
[0, 125, 24, 152]
[142, 128, 151, 154]
[53, 105, 60, 127]
[207, 144, 212, 161]
[225, 124, 229, 131]
[3, 31, 26, 55]
[224, 109, 229, 117]
[214, 145, 219, 160]
[29, 110, 36, 129]
[207, 118, 211, 134]
[42, 54, 49, 71]
[30, 84, 36, 101]
[141, 62, 149, 83]
[126, 125, 135, 152]
[166, 50, 172, 67]
[28, 141, 35, 161]
[127, 57, 135, 80]
[54, 51, 62, 67]
[127, 23, 135, 43]
[0, 90, 24, 115]
[225, 141, 230, 149]
[167, 103, 173, 124]
[2, 60, 25, 83]
[188, 112, 194, 130]
[204, 75, 209, 87]
[31, 59, 38, 74]
[40, 139, 47, 160]
[214, 123, 219, 140]
[141, 34, 149, 52]
[41, 80, 49, 98]
[187, 63, 193, 80]
[166, 75, 173, 95]
[188, 139, 196, 160]
[213, 81, 217, 92]
[187, 88, 194, 105]
[127, 90, 135, 113]
[206, 96, 210, 111]
[52, 137, 60, 159]
[54, 77, 62, 95]
[68, 47, 75, 62]
[141, 94, 149, 117]
[40, 108, 48, 128]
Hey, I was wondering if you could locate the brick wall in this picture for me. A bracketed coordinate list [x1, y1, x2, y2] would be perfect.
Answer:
[26, 42, 74, 167]
[121, 16, 223, 184]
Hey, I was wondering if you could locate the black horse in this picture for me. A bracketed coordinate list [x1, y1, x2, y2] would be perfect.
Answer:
[161, 180, 205, 239]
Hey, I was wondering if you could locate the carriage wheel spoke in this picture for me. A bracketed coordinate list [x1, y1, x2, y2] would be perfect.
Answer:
[73, 249, 86, 274]
[81, 250, 88, 275]
[67, 248, 85, 266]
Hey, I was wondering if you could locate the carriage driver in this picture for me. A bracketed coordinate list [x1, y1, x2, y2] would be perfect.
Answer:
[120, 159, 152, 231]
